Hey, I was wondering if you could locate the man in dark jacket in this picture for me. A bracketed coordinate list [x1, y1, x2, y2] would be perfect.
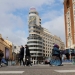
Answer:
[19, 45, 24, 66]
[25, 45, 32, 66]
[25, 45, 30, 57]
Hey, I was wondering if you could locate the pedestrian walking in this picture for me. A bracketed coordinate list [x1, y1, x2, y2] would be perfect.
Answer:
[23, 46, 26, 66]
[50, 44, 62, 66]
[25, 45, 30, 57]
[19, 45, 24, 66]
[25, 45, 32, 66]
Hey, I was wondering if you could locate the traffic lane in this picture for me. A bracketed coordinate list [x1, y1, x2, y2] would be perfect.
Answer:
[0, 65, 75, 75]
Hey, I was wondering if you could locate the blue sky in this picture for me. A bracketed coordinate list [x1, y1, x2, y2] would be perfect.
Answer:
[0, 0, 65, 46]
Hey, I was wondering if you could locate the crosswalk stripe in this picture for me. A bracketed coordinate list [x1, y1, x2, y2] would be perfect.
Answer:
[0, 71, 24, 74]
[55, 70, 75, 73]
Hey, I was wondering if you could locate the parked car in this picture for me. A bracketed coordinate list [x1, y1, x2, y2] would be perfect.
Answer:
[44, 57, 51, 64]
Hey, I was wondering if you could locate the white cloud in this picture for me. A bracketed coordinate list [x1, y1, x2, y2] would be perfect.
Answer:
[41, 8, 65, 43]
[0, 13, 24, 28]
[0, 28, 27, 45]
[59, 0, 64, 3]
[0, 0, 55, 13]
[41, 9, 63, 21]
[0, 12, 26, 45]
[42, 14, 65, 43]
[0, 0, 64, 46]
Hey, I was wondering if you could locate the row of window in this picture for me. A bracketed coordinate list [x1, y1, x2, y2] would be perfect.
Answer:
[44, 41, 54, 44]
[68, 33, 71, 37]
[28, 32, 60, 45]
[44, 47, 52, 50]
[73, 8, 75, 21]
[28, 37, 42, 40]
[68, 27, 71, 32]
[29, 45, 42, 48]
[29, 30, 40, 34]
[73, 0, 75, 3]
[66, 15, 71, 33]
[29, 34, 40, 36]
[28, 35, 42, 38]
[27, 41, 42, 44]
[27, 41, 54, 48]
[29, 12, 38, 14]
[45, 54, 50, 57]
[66, 12, 71, 34]
[67, 22, 70, 27]
[29, 26, 41, 30]
[43, 38, 60, 43]
[45, 44, 53, 47]
[30, 49, 42, 52]
[39, 22, 41, 24]
[43, 35, 53, 39]
[30, 53, 42, 55]
[45, 51, 52, 53]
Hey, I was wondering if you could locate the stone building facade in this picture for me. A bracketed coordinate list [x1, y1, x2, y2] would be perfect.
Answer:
[64, 0, 75, 48]
[0, 34, 12, 60]
[27, 8, 65, 64]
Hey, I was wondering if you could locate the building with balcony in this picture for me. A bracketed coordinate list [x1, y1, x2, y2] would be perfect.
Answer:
[64, 0, 75, 49]
[27, 8, 65, 64]
[0, 34, 12, 60]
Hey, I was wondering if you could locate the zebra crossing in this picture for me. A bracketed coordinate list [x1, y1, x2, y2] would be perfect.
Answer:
[0, 70, 75, 74]
[55, 70, 75, 73]
[0, 71, 24, 74]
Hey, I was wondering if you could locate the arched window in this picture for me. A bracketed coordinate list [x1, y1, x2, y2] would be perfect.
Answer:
[66, 0, 70, 8]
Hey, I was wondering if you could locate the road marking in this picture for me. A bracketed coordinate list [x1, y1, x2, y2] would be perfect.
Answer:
[55, 70, 75, 73]
[0, 71, 24, 74]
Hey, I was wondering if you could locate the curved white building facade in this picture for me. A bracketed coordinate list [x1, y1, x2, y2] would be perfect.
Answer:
[27, 8, 65, 64]
[27, 8, 43, 64]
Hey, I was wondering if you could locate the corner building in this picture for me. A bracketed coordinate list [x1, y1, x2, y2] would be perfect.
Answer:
[0, 34, 12, 60]
[27, 8, 65, 64]
[64, 0, 75, 48]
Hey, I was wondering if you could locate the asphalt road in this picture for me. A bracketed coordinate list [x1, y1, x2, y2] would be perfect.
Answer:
[0, 64, 75, 75]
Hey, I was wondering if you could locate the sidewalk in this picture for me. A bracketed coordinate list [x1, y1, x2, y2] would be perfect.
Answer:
[62, 62, 72, 65]
[62, 60, 73, 65]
